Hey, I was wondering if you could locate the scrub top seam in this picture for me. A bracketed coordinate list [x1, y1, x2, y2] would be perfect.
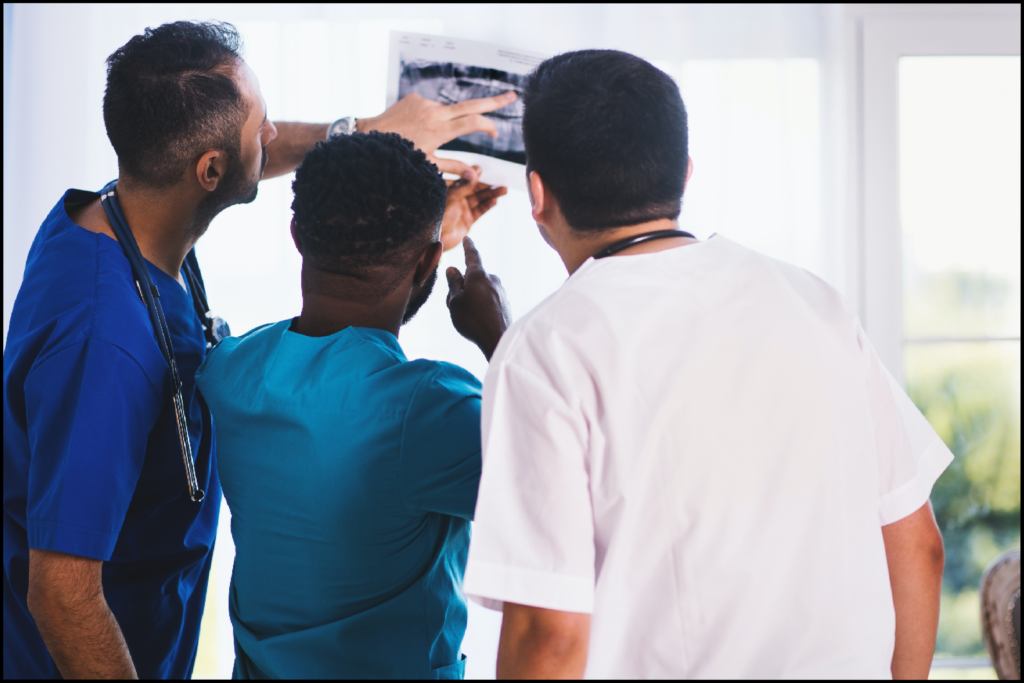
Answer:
[26, 332, 165, 399]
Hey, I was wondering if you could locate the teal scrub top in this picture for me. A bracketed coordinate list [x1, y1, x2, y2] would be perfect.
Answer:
[195, 321, 482, 679]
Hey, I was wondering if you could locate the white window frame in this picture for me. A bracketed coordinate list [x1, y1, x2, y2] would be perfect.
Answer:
[855, 3, 1020, 381]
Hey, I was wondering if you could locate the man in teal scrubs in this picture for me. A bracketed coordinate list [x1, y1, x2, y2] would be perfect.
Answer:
[196, 131, 510, 679]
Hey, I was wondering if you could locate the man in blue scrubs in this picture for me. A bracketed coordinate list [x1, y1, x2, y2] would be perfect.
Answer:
[3, 20, 512, 679]
[195, 132, 510, 679]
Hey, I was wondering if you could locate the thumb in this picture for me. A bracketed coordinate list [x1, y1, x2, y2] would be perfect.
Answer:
[445, 266, 464, 302]
[434, 157, 478, 182]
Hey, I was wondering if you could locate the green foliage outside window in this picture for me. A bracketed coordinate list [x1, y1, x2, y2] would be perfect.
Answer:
[905, 341, 1020, 657]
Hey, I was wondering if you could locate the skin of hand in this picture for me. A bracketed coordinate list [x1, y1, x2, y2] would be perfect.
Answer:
[358, 91, 518, 181]
[441, 167, 508, 252]
[445, 236, 511, 360]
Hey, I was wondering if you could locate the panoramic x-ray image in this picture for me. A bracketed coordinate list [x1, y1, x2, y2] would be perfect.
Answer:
[399, 59, 527, 164]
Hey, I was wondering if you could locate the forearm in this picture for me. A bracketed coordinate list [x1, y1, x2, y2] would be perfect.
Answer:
[262, 117, 392, 179]
[29, 593, 137, 679]
[882, 502, 945, 679]
[497, 604, 589, 679]
[497, 631, 587, 679]
[890, 558, 943, 678]
[262, 121, 329, 179]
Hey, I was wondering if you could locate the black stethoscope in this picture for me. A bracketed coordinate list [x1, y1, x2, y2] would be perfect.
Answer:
[98, 180, 230, 503]
[592, 229, 696, 259]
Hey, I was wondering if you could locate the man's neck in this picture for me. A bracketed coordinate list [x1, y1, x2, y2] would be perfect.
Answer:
[560, 218, 693, 274]
[116, 178, 203, 280]
[292, 265, 406, 338]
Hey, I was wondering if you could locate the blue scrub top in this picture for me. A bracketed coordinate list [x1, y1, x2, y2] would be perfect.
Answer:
[3, 189, 221, 679]
[196, 320, 482, 679]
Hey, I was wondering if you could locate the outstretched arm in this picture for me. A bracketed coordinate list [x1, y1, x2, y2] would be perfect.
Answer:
[261, 91, 517, 180]
[261, 121, 330, 180]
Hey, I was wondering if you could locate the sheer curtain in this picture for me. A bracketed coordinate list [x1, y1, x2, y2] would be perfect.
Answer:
[3, 4, 848, 678]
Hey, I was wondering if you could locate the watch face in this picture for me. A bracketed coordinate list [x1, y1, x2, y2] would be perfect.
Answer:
[329, 117, 355, 138]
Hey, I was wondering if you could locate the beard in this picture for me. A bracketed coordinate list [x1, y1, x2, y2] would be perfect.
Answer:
[402, 268, 438, 324]
[192, 146, 265, 238]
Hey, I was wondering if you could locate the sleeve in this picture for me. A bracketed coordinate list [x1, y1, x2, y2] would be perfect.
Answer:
[400, 363, 483, 520]
[23, 338, 163, 560]
[463, 355, 595, 614]
[858, 325, 955, 525]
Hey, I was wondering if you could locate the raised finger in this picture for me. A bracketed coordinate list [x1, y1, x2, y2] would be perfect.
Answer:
[470, 197, 501, 222]
[472, 184, 507, 201]
[445, 267, 464, 305]
[463, 236, 484, 272]
[466, 186, 507, 210]
[433, 156, 478, 182]
[448, 172, 487, 201]
[444, 91, 518, 119]
[448, 114, 498, 140]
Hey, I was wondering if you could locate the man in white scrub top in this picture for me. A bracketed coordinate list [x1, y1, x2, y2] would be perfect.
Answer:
[461, 50, 951, 679]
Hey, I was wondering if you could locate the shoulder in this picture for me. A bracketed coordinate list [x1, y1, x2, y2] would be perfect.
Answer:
[721, 236, 848, 303]
[404, 359, 482, 403]
[716, 235, 861, 341]
[11, 197, 168, 388]
[396, 360, 482, 454]
[211, 320, 283, 352]
[198, 321, 284, 377]
[487, 282, 601, 380]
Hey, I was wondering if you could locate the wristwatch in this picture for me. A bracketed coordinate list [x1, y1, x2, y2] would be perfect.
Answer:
[326, 116, 358, 139]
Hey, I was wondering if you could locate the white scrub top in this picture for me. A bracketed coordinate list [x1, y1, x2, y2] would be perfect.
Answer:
[464, 235, 953, 679]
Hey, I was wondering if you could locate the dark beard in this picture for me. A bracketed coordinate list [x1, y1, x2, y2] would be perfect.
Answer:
[191, 146, 263, 238]
[402, 268, 438, 324]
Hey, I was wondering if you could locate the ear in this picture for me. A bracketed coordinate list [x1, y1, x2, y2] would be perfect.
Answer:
[528, 170, 557, 248]
[684, 156, 694, 189]
[290, 217, 302, 254]
[527, 169, 547, 223]
[195, 149, 230, 193]
[413, 241, 443, 286]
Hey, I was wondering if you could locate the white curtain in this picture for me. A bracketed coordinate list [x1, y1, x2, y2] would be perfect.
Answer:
[3, 4, 851, 678]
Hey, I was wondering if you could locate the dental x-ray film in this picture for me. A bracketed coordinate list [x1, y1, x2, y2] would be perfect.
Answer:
[387, 32, 546, 189]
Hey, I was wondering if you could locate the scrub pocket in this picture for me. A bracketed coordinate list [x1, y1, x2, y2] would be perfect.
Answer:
[432, 653, 467, 679]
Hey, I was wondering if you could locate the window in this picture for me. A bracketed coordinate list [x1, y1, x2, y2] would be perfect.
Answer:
[899, 55, 1021, 668]
[860, 10, 1020, 675]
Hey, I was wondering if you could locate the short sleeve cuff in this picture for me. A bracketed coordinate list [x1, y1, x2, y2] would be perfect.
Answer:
[878, 442, 954, 526]
[463, 560, 594, 614]
[27, 518, 117, 561]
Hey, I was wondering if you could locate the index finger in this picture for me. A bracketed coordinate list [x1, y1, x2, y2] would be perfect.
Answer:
[445, 91, 518, 119]
[463, 236, 484, 272]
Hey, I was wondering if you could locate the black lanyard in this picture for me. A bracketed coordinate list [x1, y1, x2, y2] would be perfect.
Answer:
[98, 180, 225, 503]
[592, 229, 696, 259]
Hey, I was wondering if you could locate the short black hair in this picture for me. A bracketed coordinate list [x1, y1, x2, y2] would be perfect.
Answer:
[291, 132, 446, 284]
[522, 49, 688, 231]
[103, 21, 247, 187]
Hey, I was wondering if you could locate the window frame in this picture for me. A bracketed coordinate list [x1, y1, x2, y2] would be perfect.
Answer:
[856, 4, 1020, 381]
